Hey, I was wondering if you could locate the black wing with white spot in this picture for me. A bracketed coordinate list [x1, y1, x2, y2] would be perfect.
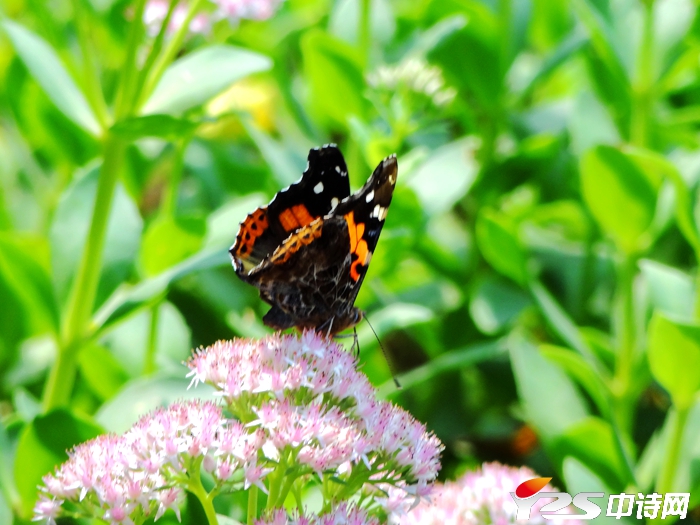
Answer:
[331, 153, 398, 297]
[230, 144, 351, 275]
[267, 143, 350, 220]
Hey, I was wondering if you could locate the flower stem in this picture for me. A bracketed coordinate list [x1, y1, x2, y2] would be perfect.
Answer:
[144, 301, 160, 375]
[188, 471, 219, 525]
[247, 485, 258, 525]
[653, 405, 689, 523]
[114, 0, 148, 119]
[70, 0, 110, 130]
[631, 0, 655, 147]
[44, 134, 125, 410]
[138, 0, 206, 111]
[611, 255, 637, 432]
[132, 0, 179, 106]
[359, 0, 371, 67]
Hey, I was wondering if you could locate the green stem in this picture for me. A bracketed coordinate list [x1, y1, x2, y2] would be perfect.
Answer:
[132, 0, 179, 106]
[247, 485, 259, 525]
[630, 0, 655, 147]
[653, 404, 690, 523]
[43, 135, 126, 410]
[144, 301, 160, 375]
[189, 471, 219, 525]
[163, 136, 191, 217]
[137, 0, 206, 111]
[114, 0, 148, 119]
[71, 0, 110, 130]
[358, 0, 371, 67]
[498, 0, 512, 80]
[612, 255, 637, 432]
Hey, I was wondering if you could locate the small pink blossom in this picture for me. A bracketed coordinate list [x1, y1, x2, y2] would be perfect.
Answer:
[256, 503, 379, 525]
[395, 462, 585, 525]
[142, 0, 284, 37]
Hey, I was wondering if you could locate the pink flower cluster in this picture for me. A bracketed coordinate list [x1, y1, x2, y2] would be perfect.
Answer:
[395, 462, 584, 525]
[34, 401, 263, 525]
[35, 332, 443, 524]
[187, 331, 443, 509]
[256, 503, 380, 525]
[143, 0, 284, 36]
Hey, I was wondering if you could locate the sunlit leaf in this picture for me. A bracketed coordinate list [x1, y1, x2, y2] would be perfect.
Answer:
[301, 29, 367, 127]
[640, 260, 694, 321]
[2, 20, 100, 135]
[476, 209, 526, 284]
[140, 215, 205, 276]
[406, 137, 479, 215]
[556, 417, 629, 490]
[648, 313, 700, 409]
[469, 276, 531, 335]
[580, 146, 660, 254]
[143, 45, 272, 115]
[540, 345, 609, 415]
[509, 332, 589, 441]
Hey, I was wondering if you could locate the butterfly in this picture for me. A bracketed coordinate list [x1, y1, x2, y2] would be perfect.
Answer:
[229, 144, 398, 335]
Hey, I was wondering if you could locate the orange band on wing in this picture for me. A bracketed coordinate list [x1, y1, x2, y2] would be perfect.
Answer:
[279, 204, 315, 231]
[345, 212, 370, 281]
[234, 207, 269, 257]
[270, 218, 323, 264]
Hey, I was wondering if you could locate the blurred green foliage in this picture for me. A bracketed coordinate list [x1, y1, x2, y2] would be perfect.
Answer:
[2, 0, 700, 522]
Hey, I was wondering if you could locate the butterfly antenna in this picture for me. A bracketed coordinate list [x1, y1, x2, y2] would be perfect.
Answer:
[352, 326, 360, 357]
[364, 315, 401, 389]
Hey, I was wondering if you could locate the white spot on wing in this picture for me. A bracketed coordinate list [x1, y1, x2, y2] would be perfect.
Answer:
[365, 190, 375, 203]
[314, 182, 324, 194]
[331, 197, 340, 209]
[372, 204, 387, 221]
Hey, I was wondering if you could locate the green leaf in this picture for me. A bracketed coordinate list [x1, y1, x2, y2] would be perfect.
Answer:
[329, 0, 396, 46]
[640, 260, 695, 321]
[469, 276, 531, 335]
[562, 458, 631, 525]
[580, 146, 660, 254]
[0, 234, 59, 337]
[557, 417, 629, 490]
[140, 215, 206, 276]
[428, 5, 501, 113]
[14, 410, 103, 515]
[407, 14, 467, 57]
[49, 163, 143, 308]
[1, 20, 100, 135]
[509, 331, 589, 441]
[143, 45, 272, 115]
[648, 313, 700, 409]
[540, 345, 609, 415]
[301, 29, 368, 128]
[406, 137, 479, 215]
[100, 301, 191, 376]
[96, 375, 216, 433]
[572, 0, 632, 135]
[378, 339, 508, 399]
[475, 209, 526, 284]
[93, 248, 228, 336]
[78, 343, 129, 401]
[110, 114, 198, 140]
[530, 280, 607, 377]
[0, 421, 18, 519]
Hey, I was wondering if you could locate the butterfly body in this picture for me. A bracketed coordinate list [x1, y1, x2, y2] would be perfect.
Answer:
[230, 144, 398, 335]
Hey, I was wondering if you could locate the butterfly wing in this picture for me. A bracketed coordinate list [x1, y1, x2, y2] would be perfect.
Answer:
[330, 153, 398, 307]
[230, 144, 350, 275]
